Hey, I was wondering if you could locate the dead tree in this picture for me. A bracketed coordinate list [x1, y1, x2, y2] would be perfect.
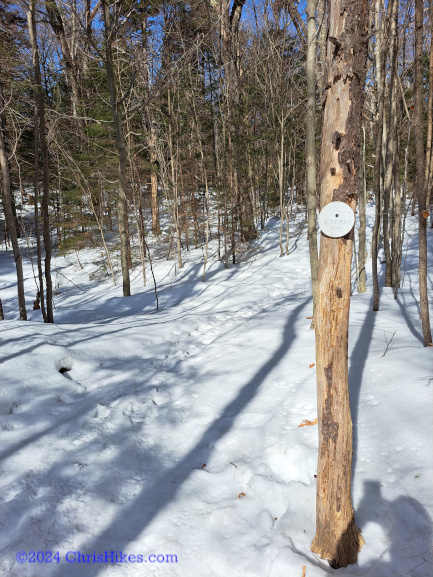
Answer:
[312, 0, 368, 567]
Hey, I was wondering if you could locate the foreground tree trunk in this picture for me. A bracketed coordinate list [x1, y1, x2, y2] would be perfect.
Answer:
[312, 0, 368, 567]
[414, 0, 432, 347]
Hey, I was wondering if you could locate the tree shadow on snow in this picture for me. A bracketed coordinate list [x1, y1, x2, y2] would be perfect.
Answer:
[354, 480, 433, 576]
[348, 295, 376, 478]
[49, 296, 312, 577]
[396, 291, 424, 345]
[291, 480, 433, 577]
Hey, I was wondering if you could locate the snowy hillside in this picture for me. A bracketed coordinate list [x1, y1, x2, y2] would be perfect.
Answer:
[1, 209, 432, 577]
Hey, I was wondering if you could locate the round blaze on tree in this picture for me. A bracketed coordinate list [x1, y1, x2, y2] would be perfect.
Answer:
[318, 202, 355, 238]
[311, 0, 369, 569]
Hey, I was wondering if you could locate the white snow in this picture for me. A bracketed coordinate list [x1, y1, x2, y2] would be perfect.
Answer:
[0, 207, 432, 576]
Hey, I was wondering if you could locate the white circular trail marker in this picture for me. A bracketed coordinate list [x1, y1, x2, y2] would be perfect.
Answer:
[318, 201, 355, 238]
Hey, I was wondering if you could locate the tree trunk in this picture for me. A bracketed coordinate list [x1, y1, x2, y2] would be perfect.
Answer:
[45, 0, 81, 121]
[426, 0, 433, 228]
[382, 0, 398, 287]
[32, 109, 47, 322]
[414, 0, 432, 347]
[306, 0, 319, 325]
[0, 82, 27, 321]
[371, 0, 388, 311]
[215, 0, 256, 246]
[167, 89, 183, 271]
[311, 0, 368, 567]
[358, 125, 367, 292]
[150, 125, 160, 235]
[0, 74, 21, 239]
[279, 113, 286, 258]
[102, 0, 130, 297]
[28, 0, 54, 323]
[392, 121, 402, 298]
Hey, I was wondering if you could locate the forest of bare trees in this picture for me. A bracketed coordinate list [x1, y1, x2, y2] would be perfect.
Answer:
[1, 0, 433, 571]
[0, 0, 432, 336]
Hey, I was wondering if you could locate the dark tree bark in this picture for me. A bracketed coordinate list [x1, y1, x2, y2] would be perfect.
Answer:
[414, 0, 432, 346]
[312, 0, 368, 567]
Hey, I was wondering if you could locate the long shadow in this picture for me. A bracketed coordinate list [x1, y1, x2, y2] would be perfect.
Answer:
[349, 295, 376, 478]
[288, 480, 433, 575]
[53, 296, 311, 577]
[355, 480, 433, 575]
[396, 292, 424, 345]
[2, 290, 305, 459]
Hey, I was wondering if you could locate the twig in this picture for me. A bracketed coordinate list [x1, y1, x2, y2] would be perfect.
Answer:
[56, 271, 84, 292]
[144, 238, 159, 311]
[75, 250, 83, 270]
[382, 331, 396, 357]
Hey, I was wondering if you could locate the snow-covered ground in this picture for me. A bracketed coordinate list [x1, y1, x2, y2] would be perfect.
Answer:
[1, 207, 432, 577]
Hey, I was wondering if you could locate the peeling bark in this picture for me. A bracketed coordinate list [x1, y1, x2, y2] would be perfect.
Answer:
[312, 0, 368, 567]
